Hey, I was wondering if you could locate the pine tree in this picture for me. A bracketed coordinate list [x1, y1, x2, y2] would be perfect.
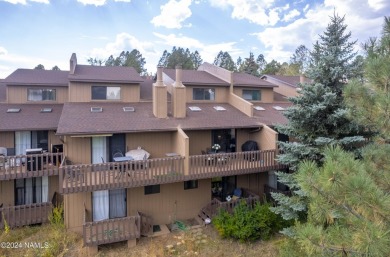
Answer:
[271, 13, 366, 220]
[278, 16, 390, 257]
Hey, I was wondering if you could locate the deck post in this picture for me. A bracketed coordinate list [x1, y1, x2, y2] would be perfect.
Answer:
[127, 238, 137, 248]
[85, 245, 98, 256]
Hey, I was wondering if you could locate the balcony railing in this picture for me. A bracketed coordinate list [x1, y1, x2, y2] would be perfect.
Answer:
[189, 150, 284, 180]
[83, 211, 141, 246]
[59, 150, 286, 194]
[0, 202, 52, 229]
[0, 153, 63, 180]
[60, 156, 185, 194]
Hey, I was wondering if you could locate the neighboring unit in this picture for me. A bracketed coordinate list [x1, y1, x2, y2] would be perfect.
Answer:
[0, 54, 290, 254]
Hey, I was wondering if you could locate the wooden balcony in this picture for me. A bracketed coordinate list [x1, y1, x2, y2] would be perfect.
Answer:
[59, 150, 286, 194]
[0, 153, 63, 180]
[60, 157, 185, 194]
[0, 202, 52, 229]
[189, 150, 285, 180]
[83, 211, 141, 246]
[198, 188, 260, 221]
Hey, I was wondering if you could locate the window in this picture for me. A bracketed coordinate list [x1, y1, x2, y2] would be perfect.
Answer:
[193, 88, 215, 100]
[15, 177, 49, 205]
[93, 189, 126, 221]
[145, 185, 160, 195]
[242, 90, 261, 101]
[184, 180, 198, 190]
[15, 130, 48, 154]
[28, 89, 56, 101]
[91, 86, 121, 100]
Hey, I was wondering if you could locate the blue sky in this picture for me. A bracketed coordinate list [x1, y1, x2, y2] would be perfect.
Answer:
[0, 0, 389, 78]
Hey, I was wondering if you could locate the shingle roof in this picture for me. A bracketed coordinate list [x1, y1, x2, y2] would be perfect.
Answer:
[4, 69, 69, 86]
[0, 104, 63, 131]
[252, 103, 292, 125]
[56, 102, 266, 135]
[232, 72, 276, 87]
[69, 65, 144, 83]
[163, 69, 229, 86]
[262, 75, 311, 88]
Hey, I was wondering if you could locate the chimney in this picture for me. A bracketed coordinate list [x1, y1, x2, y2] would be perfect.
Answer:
[153, 66, 167, 118]
[172, 65, 186, 118]
[69, 53, 77, 74]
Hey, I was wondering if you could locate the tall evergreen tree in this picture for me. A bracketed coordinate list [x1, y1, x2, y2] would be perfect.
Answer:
[262, 59, 281, 75]
[256, 54, 266, 74]
[239, 52, 260, 76]
[157, 47, 203, 70]
[213, 51, 236, 71]
[271, 13, 366, 221]
[104, 50, 146, 74]
[280, 18, 390, 256]
[290, 45, 310, 75]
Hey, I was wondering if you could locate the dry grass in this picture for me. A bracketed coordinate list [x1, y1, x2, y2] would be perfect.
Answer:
[1, 225, 282, 257]
[96, 226, 282, 257]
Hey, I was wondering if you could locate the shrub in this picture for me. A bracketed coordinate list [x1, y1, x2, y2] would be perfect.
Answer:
[213, 201, 292, 242]
[49, 204, 64, 228]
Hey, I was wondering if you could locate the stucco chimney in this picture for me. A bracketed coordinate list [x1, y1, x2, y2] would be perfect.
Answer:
[69, 53, 77, 74]
[172, 65, 186, 118]
[153, 66, 167, 118]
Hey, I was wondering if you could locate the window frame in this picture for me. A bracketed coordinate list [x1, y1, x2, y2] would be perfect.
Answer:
[242, 89, 261, 101]
[91, 86, 121, 100]
[184, 180, 198, 190]
[144, 185, 161, 195]
[192, 88, 215, 101]
[27, 88, 56, 101]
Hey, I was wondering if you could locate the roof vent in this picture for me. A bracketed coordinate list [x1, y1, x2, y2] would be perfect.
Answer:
[40, 108, 52, 113]
[7, 108, 21, 113]
[213, 106, 226, 111]
[189, 106, 201, 111]
[273, 106, 285, 111]
[123, 107, 135, 112]
[91, 107, 103, 113]
[254, 106, 265, 111]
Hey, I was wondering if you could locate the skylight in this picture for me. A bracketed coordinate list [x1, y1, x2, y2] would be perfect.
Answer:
[91, 107, 103, 113]
[123, 107, 135, 112]
[254, 106, 265, 111]
[213, 106, 226, 111]
[189, 106, 201, 111]
[40, 108, 52, 113]
[7, 108, 21, 113]
[273, 106, 285, 111]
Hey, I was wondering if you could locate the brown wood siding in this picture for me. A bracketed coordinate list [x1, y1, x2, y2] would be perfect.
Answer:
[69, 82, 140, 102]
[126, 132, 173, 158]
[127, 179, 211, 225]
[185, 130, 211, 155]
[48, 131, 62, 150]
[0, 132, 15, 148]
[7, 86, 68, 104]
[0, 180, 14, 206]
[186, 86, 229, 103]
[233, 87, 274, 103]
[64, 136, 91, 164]
[236, 173, 268, 198]
[64, 192, 91, 234]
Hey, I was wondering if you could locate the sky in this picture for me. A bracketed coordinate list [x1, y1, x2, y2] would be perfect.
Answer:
[0, 0, 389, 78]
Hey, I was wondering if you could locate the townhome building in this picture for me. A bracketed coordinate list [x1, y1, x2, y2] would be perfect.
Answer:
[0, 53, 290, 254]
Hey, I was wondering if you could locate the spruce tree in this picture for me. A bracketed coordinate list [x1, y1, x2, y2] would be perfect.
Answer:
[271, 13, 366, 220]
[278, 17, 390, 257]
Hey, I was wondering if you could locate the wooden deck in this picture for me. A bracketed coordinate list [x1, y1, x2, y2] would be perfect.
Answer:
[0, 153, 63, 180]
[59, 151, 286, 194]
[0, 202, 53, 229]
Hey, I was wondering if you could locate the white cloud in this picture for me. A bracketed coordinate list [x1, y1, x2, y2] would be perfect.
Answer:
[77, 0, 106, 6]
[209, 0, 283, 26]
[282, 9, 300, 22]
[153, 32, 241, 64]
[114, 0, 131, 2]
[252, 0, 387, 63]
[2, 0, 49, 4]
[151, 0, 192, 29]
[367, 0, 387, 10]
[0, 47, 8, 56]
